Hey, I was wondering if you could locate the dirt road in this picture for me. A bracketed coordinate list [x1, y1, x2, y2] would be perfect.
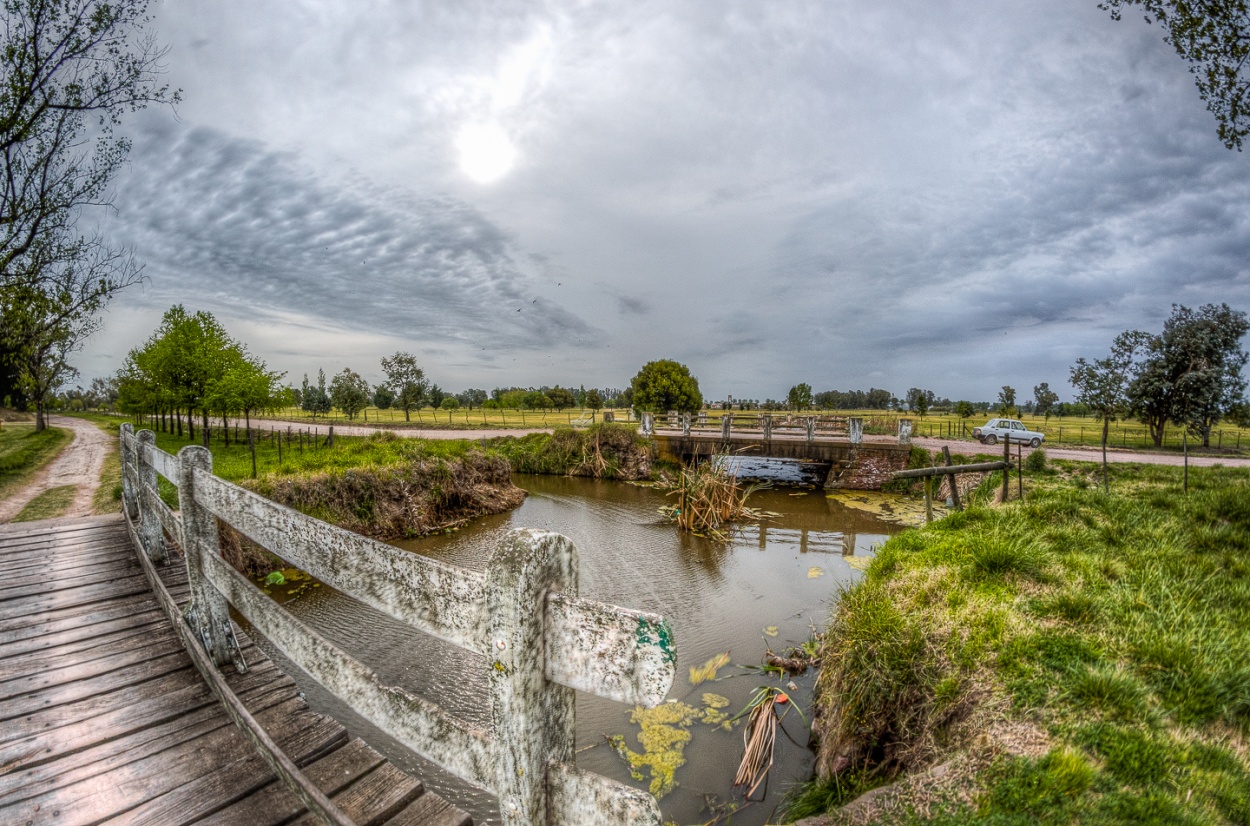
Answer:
[0, 416, 113, 522]
[897, 436, 1250, 468]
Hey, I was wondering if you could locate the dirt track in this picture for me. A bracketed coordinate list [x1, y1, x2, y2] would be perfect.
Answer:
[0, 416, 113, 522]
[899, 436, 1250, 468]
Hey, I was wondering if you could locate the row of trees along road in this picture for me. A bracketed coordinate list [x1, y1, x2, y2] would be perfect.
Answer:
[116, 306, 288, 445]
[1071, 303, 1249, 489]
[1, 0, 178, 430]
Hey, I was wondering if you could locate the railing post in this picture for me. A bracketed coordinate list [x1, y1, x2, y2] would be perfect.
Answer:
[806, 417, 815, 443]
[721, 414, 732, 440]
[640, 412, 653, 435]
[898, 418, 913, 445]
[849, 417, 864, 445]
[762, 414, 772, 440]
[178, 445, 234, 668]
[137, 430, 168, 563]
[120, 422, 138, 519]
[682, 412, 691, 436]
[487, 529, 576, 826]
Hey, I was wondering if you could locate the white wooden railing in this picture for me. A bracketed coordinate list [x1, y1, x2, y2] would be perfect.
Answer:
[119, 424, 676, 826]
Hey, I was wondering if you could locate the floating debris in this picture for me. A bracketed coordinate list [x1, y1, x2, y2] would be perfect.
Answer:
[826, 489, 941, 527]
[762, 626, 779, 637]
[807, 566, 824, 578]
[608, 702, 700, 798]
[689, 651, 732, 685]
[701, 692, 733, 728]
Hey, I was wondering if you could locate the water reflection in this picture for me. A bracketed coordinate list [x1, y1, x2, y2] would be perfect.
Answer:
[257, 474, 898, 826]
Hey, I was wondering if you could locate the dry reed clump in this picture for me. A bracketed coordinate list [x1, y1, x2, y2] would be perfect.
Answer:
[657, 458, 767, 540]
[218, 451, 525, 576]
[493, 423, 656, 480]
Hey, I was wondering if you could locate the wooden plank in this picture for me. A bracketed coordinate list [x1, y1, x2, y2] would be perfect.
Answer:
[0, 635, 186, 706]
[0, 620, 180, 688]
[0, 616, 169, 679]
[287, 763, 424, 826]
[0, 530, 131, 555]
[0, 594, 165, 648]
[77, 703, 350, 826]
[0, 540, 133, 568]
[0, 665, 294, 804]
[0, 605, 167, 661]
[387, 794, 474, 826]
[202, 548, 496, 791]
[5, 697, 346, 826]
[0, 514, 125, 542]
[0, 558, 142, 599]
[194, 471, 490, 653]
[160, 738, 385, 826]
[0, 654, 273, 750]
[0, 575, 154, 622]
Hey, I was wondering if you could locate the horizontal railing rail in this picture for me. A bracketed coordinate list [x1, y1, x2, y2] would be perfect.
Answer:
[120, 424, 675, 826]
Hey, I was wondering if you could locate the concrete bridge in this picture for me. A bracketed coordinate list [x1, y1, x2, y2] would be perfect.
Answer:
[644, 412, 915, 489]
[0, 425, 677, 826]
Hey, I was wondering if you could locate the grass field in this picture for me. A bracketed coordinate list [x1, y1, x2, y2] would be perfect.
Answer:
[13, 485, 76, 522]
[790, 459, 1250, 824]
[256, 405, 624, 429]
[0, 421, 71, 503]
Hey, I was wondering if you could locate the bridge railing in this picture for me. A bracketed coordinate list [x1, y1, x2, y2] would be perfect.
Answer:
[119, 424, 676, 826]
[643, 411, 861, 444]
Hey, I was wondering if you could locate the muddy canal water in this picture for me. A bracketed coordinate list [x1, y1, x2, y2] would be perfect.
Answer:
[264, 474, 898, 825]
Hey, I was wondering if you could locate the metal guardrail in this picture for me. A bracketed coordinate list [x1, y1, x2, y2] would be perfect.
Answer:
[119, 424, 676, 826]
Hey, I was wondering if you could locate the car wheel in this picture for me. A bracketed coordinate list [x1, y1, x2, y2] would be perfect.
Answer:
[1030, 437, 1041, 448]
[986, 434, 997, 445]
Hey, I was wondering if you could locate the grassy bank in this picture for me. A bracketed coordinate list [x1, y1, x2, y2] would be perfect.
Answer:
[487, 423, 658, 480]
[792, 460, 1250, 824]
[0, 420, 71, 502]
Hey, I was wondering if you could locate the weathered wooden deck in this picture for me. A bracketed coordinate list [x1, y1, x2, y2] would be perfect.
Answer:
[0, 514, 471, 826]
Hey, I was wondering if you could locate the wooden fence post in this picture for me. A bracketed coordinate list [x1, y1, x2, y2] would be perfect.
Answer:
[849, 417, 864, 445]
[487, 530, 576, 826]
[137, 430, 167, 563]
[120, 422, 139, 519]
[1002, 438, 1011, 502]
[721, 414, 732, 440]
[806, 417, 815, 443]
[898, 418, 913, 445]
[942, 445, 961, 511]
[178, 445, 236, 668]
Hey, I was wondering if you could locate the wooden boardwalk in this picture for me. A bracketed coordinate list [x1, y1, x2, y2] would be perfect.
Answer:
[0, 515, 471, 826]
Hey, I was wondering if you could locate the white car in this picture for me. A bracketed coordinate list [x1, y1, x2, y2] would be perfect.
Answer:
[973, 418, 1045, 448]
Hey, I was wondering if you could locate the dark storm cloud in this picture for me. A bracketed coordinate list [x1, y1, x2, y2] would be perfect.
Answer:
[106, 119, 590, 348]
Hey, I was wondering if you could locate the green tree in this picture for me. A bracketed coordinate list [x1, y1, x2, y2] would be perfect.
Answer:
[521, 390, 552, 410]
[954, 400, 975, 418]
[458, 388, 487, 409]
[1071, 331, 1150, 491]
[997, 386, 1017, 416]
[546, 386, 576, 410]
[380, 352, 427, 421]
[1033, 382, 1059, 420]
[1130, 303, 1249, 447]
[329, 368, 369, 420]
[787, 382, 813, 411]
[1101, 0, 1250, 149]
[372, 384, 394, 410]
[586, 389, 604, 411]
[630, 359, 702, 414]
[427, 384, 445, 409]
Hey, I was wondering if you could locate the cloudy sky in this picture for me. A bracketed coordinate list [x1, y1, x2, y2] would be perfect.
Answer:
[80, 0, 1250, 402]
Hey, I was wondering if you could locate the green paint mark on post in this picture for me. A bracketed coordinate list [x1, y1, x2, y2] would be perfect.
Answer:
[636, 616, 677, 666]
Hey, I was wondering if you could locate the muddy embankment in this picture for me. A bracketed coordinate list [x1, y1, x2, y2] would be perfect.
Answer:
[220, 451, 525, 576]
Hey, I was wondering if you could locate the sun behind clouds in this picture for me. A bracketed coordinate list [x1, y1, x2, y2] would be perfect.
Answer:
[455, 122, 517, 184]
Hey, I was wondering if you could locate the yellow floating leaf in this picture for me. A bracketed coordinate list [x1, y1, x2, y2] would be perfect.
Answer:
[808, 566, 824, 578]
[846, 556, 872, 571]
[762, 626, 779, 637]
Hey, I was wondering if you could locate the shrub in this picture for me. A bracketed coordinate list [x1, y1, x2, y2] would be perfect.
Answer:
[1024, 447, 1047, 473]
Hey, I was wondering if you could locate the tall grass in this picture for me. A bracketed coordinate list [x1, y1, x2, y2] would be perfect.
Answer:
[798, 462, 1250, 824]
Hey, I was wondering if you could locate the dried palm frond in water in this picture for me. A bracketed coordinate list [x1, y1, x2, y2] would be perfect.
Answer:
[733, 692, 777, 800]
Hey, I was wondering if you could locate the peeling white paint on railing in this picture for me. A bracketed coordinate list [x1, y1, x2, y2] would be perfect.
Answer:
[119, 425, 675, 826]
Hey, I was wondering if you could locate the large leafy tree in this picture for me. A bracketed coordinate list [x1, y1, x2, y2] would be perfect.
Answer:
[380, 352, 427, 422]
[788, 383, 813, 412]
[329, 368, 369, 420]
[1101, 0, 1249, 150]
[630, 359, 702, 414]
[1130, 303, 1249, 447]
[1033, 382, 1060, 420]
[1072, 331, 1151, 490]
